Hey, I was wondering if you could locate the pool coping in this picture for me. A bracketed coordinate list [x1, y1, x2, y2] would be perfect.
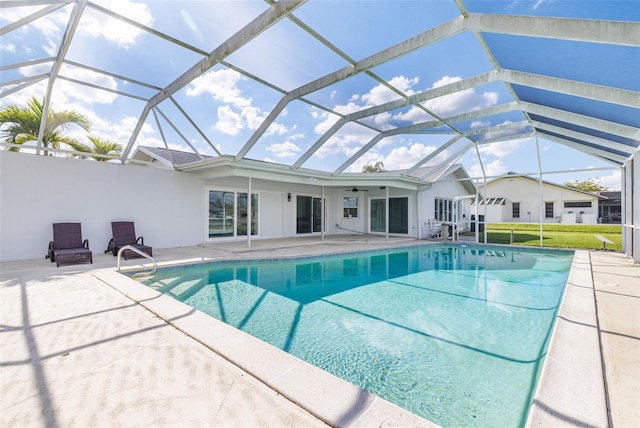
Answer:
[525, 249, 608, 427]
[93, 267, 435, 427]
[93, 246, 608, 428]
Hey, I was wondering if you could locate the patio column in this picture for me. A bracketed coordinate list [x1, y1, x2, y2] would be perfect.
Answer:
[474, 187, 479, 243]
[536, 137, 544, 247]
[483, 176, 487, 244]
[385, 186, 389, 240]
[247, 177, 252, 249]
[321, 185, 325, 242]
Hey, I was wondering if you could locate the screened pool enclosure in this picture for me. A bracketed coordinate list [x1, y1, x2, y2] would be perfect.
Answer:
[0, 0, 638, 262]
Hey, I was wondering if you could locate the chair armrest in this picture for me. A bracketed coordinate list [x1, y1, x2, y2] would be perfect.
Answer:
[47, 241, 54, 259]
[136, 236, 144, 245]
[105, 238, 114, 255]
[83, 239, 90, 249]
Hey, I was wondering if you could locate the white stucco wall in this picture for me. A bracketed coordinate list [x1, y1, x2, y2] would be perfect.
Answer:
[0, 151, 204, 262]
[3, 151, 637, 262]
[482, 176, 600, 224]
[623, 158, 639, 263]
[420, 177, 475, 229]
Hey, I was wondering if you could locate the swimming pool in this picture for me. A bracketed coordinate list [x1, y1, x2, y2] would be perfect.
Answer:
[138, 244, 573, 427]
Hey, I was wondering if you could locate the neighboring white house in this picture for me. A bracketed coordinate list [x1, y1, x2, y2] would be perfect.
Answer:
[476, 173, 606, 224]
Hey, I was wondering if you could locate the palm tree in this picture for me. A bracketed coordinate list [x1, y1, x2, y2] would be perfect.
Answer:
[362, 160, 385, 173]
[67, 135, 123, 161]
[0, 97, 91, 155]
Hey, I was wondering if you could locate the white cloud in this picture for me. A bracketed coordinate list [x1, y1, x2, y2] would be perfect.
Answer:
[266, 141, 301, 158]
[313, 111, 341, 135]
[80, 0, 153, 48]
[18, 6, 67, 40]
[361, 76, 417, 105]
[55, 65, 119, 105]
[315, 77, 417, 137]
[314, 74, 498, 149]
[43, 39, 59, 57]
[241, 105, 266, 130]
[315, 123, 378, 159]
[265, 122, 289, 137]
[1, 43, 16, 53]
[315, 134, 363, 159]
[474, 121, 533, 157]
[188, 69, 275, 136]
[382, 143, 437, 170]
[214, 105, 243, 136]
[363, 112, 394, 131]
[333, 101, 366, 116]
[599, 170, 621, 191]
[391, 105, 434, 124]
[347, 142, 445, 173]
[478, 138, 528, 158]
[470, 120, 490, 129]
[423, 76, 498, 117]
[468, 159, 508, 179]
[187, 69, 251, 107]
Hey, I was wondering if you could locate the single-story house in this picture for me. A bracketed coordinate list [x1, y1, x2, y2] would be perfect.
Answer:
[0, 148, 478, 262]
[476, 172, 606, 224]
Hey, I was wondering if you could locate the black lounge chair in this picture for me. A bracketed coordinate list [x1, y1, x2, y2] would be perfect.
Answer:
[47, 223, 93, 267]
[106, 221, 153, 260]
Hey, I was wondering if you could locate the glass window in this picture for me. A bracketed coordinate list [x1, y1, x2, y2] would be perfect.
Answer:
[209, 191, 235, 238]
[435, 198, 452, 222]
[209, 190, 258, 238]
[343, 197, 358, 218]
[237, 193, 258, 236]
[545, 202, 554, 218]
[512, 202, 520, 218]
[564, 201, 592, 208]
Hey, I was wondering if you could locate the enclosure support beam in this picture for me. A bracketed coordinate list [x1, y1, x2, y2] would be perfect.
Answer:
[385, 186, 390, 241]
[536, 137, 544, 248]
[247, 177, 252, 249]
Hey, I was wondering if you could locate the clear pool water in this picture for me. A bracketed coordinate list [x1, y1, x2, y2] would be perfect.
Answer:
[139, 244, 573, 427]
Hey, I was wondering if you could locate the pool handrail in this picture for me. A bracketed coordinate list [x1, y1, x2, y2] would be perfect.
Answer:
[116, 245, 157, 278]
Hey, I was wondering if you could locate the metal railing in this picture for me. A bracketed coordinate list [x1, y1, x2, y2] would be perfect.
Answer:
[116, 245, 157, 278]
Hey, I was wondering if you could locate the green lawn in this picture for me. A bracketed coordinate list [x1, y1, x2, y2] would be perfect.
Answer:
[461, 223, 623, 251]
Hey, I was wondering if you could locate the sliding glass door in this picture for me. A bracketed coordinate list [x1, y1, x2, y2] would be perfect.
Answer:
[237, 192, 258, 236]
[208, 190, 258, 238]
[209, 191, 235, 237]
[369, 197, 408, 234]
[297, 196, 324, 234]
[389, 197, 408, 233]
[370, 199, 386, 233]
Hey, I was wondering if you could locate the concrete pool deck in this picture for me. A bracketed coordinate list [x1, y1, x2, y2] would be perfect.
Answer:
[1, 237, 638, 427]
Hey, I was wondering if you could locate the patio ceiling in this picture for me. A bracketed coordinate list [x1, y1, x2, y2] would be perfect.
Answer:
[1, 0, 638, 184]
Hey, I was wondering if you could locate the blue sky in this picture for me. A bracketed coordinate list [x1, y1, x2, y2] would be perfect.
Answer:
[2, 0, 637, 190]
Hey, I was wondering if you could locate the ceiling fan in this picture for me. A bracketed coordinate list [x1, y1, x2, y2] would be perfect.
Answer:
[345, 187, 368, 192]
